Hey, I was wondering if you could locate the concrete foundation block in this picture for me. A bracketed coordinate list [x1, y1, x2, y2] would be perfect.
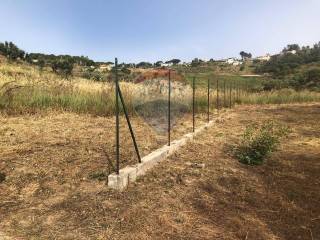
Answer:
[107, 118, 221, 191]
[135, 145, 169, 177]
[108, 173, 128, 191]
[108, 166, 136, 190]
[168, 138, 188, 155]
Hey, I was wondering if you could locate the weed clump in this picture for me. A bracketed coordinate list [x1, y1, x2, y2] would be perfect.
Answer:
[235, 120, 290, 165]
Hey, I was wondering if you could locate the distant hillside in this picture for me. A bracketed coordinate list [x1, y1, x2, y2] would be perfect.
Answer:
[0, 41, 109, 68]
[255, 43, 320, 90]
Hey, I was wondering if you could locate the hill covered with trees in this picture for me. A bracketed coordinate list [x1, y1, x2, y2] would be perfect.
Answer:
[0, 41, 96, 66]
[0, 41, 100, 78]
[255, 43, 320, 90]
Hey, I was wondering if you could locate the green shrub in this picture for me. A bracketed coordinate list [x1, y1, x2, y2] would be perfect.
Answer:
[51, 59, 74, 79]
[82, 69, 106, 82]
[292, 68, 320, 90]
[235, 120, 290, 165]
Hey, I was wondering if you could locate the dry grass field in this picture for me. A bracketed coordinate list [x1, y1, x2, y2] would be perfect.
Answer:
[1, 103, 319, 239]
[2, 62, 320, 117]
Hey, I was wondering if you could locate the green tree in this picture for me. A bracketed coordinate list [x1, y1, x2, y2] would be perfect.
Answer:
[166, 59, 181, 65]
[51, 59, 74, 79]
[136, 62, 153, 68]
[240, 51, 252, 60]
[191, 58, 202, 67]
[154, 61, 163, 67]
[283, 44, 300, 53]
[37, 59, 45, 73]
[0, 41, 25, 60]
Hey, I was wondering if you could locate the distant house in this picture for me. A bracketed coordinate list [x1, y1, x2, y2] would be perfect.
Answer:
[226, 58, 242, 66]
[255, 54, 271, 61]
[32, 59, 39, 63]
[99, 63, 113, 71]
[287, 50, 297, 55]
[281, 50, 297, 56]
[161, 62, 173, 67]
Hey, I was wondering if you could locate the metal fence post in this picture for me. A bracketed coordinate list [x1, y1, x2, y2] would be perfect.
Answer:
[232, 80, 235, 107]
[168, 69, 171, 146]
[235, 80, 238, 102]
[193, 76, 195, 132]
[216, 78, 219, 111]
[229, 80, 232, 108]
[234, 80, 237, 104]
[118, 87, 141, 163]
[207, 77, 210, 122]
[234, 81, 238, 104]
[223, 79, 226, 108]
[238, 81, 240, 101]
[246, 80, 249, 94]
[115, 58, 120, 175]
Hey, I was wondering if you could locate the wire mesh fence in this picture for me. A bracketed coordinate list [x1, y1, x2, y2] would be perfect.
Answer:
[112, 58, 250, 174]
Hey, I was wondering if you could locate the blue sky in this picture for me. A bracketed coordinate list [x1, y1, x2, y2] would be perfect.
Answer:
[1, 0, 320, 63]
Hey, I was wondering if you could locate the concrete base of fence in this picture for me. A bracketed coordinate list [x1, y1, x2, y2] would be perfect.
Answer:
[108, 119, 217, 191]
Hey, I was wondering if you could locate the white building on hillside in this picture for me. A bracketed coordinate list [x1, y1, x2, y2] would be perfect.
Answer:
[287, 50, 297, 55]
[255, 54, 271, 61]
[281, 50, 297, 56]
[99, 63, 113, 71]
[226, 58, 242, 66]
[161, 62, 173, 67]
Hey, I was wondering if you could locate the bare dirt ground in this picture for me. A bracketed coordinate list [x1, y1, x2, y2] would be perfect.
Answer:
[0, 104, 319, 239]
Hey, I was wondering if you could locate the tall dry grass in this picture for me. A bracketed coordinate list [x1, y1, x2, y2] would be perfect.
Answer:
[0, 63, 194, 116]
[0, 64, 112, 115]
[1, 62, 320, 116]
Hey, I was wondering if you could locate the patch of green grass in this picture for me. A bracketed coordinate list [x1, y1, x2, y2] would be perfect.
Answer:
[183, 73, 263, 91]
[239, 89, 320, 105]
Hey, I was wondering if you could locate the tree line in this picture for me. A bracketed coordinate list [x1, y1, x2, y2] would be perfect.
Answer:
[0, 41, 25, 61]
[0, 41, 97, 78]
